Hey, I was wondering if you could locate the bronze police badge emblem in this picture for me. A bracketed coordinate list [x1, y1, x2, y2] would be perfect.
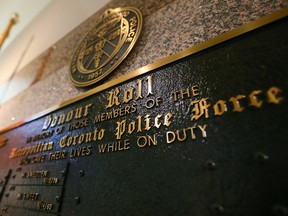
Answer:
[70, 7, 142, 87]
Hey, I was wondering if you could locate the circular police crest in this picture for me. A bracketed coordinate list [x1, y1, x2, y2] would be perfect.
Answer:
[70, 7, 142, 87]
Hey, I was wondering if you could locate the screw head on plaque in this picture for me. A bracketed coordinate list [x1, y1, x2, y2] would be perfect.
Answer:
[70, 7, 143, 87]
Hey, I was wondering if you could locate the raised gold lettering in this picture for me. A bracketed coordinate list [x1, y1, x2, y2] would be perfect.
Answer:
[191, 98, 210, 121]
[229, 95, 245, 112]
[123, 88, 134, 103]
[60, 128, 105, 148]
[267, 86, 283, 104]
[49, 151, 66, 160]
[163, 112, 172, 127]
[106, 88, 120, 108]
[172, 85, 200, 101]
[144, 114, 151, 131]
[19, 155, 46, 165]
[146, 75, 153, 96]
[187, 126, 196, 139]
[213, 100, 227, 116]
[137, 135, 157, 148]
[249, 90, 263, 108]
[9, 142, 54, 158]
[17, 193, 40, 201]
[37, 202, 53, 210]
[66, 110, 73, 122]
[70, 146, 92, 158]
[42, 103, 93, 130]
[126, 16, 137, 42]
[166, 125, 208, 144]
[128, 121, 135, 134]
[154, 114, 162, 128]
[191, 85, 200, 96]
[69, 118, 89, 131]
[98, 139, 130, 153]
[27, 130, 54, 143]
[106, 76, 153, 108]
[115, 113, 173, 139]
[166, 131, 176, 144]
[136, 79, 143, 100]
[198, 124, 208, 138]
[115, 120, 126, 139]
[43, 178, 60, 185]
[22, 170, 49, 178]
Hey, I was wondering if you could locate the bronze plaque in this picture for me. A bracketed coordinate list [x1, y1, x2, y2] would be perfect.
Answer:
[70, 7, 143, 87]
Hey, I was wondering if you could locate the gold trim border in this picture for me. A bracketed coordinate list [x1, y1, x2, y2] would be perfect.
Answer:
[1, 7, 288, 134]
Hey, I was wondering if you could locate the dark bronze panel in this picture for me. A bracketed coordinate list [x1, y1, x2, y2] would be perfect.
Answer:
[0, 170, 11, 203]
[0, 187, 3, 201]
[1, 185, 62, 213]
[10, 163, 67, 185]
[1, 206, 58, 216]
[0, 12, 287, 216]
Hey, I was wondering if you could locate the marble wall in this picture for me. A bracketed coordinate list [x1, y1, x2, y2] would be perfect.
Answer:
[0, 0, 287, 130]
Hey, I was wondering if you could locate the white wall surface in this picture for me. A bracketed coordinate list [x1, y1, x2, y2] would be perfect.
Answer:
[0, 0, 110, 103]
[0, 0, 51, 52]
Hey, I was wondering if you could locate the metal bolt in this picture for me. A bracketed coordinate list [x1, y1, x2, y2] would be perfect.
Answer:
[55, 196, 60, 202]
[79, 170, 85, 177]
[16, 193, 22, 200]
[15, 167, 22, 172]
[9, 186, 15, 191]
[61, 171, 66, 177]
[205, 160, 216, 170]
[211, 204, 224, 214]
[273, 204, 288, 216]
[74, 197, 80, 204]
[254, 152, 269, 162]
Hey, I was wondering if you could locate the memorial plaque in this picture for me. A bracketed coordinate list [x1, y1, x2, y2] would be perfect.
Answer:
[0, 8, 287, 216]
[10, 163, 67, 185]
[1, 185, 62, 212]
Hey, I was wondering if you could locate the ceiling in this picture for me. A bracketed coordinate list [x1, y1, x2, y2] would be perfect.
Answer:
[0, 0, 51, 52]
